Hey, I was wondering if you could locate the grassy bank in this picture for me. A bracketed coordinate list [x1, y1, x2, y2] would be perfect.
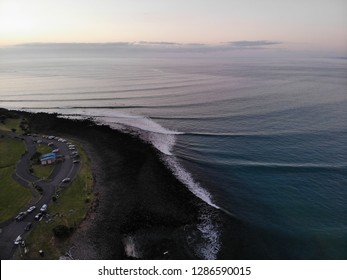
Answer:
[0, 136, 31, 222]
[0, 167, 32, 222]
[0, 136, 26, 168]
[23, 140, 94, 259]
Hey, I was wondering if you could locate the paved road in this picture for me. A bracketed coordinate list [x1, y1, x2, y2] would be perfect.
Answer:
[0, 132, 80, 259]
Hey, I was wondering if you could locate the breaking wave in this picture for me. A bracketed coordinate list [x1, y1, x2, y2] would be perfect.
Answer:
[60, 110, 219, 208]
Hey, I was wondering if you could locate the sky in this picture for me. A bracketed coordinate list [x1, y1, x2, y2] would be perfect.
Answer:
[0, 0, 346, 54]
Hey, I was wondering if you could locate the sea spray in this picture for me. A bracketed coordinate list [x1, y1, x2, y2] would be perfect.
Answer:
[123, 236, 142, 259]
[195, 206, 221, 260]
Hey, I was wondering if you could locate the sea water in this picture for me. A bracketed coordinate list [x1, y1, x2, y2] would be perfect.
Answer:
[1, 45, 346, 259]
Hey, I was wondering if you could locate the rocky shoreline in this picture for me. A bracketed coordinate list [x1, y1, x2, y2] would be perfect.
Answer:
[25, 111, 206, 259]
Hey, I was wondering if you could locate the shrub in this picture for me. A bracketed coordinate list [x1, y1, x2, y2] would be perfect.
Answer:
[52, 225, 71, 239]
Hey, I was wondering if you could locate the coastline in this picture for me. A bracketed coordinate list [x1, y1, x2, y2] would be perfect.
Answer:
[25, 111, 207, 259]
[4, 109, 321, 260]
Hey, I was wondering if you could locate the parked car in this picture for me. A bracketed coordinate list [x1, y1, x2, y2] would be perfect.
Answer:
[52, 149, 59, 153]
[14, 235, 22, 245]
[24, 222, 32, 231]
[15, 212, 27, 221]
[27, 206, 36, 213]
[48, 142, 54, 146]
[73, 160, 80, 164]
[15, 212, 25, 220]
[40, 204, 47, 212]
[62, 178, 71, 183]
[35, 213, 43, 220]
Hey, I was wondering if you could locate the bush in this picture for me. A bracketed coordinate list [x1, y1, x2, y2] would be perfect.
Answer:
[52, 225, 71, 239]
[31, 151, 42, 164]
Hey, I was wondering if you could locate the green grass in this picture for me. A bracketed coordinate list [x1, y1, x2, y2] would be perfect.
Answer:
[0, 118, 26, 134]
[0, 167, 32, 222]
[32, 164, 55, 179]
[23, 141, 94, 259]
[0, 137, 26, 168]
[0, 136, 31, 222]
[36, 144, 52, 155]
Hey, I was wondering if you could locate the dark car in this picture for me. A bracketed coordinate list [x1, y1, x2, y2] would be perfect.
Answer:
[15, 212, 27, 221]
[24, 222, 32, 231]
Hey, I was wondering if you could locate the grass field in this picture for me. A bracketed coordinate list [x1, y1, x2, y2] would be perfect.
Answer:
[23, 141, 94, 259]
[32, 164, 55, 179]
[36, 144, 51, 155]
[0, 137, 26, 168]
[0, 137, 31, 222]
[0, 118, 26, 134]
[0, 167, 32, 222]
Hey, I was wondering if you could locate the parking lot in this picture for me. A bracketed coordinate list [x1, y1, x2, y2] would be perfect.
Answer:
[0, 133, 80, 259]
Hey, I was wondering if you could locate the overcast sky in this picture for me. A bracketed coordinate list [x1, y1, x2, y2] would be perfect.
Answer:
[0, 0, 346, 54]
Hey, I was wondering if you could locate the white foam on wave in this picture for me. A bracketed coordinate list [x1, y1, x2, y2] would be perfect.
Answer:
[94, 114, 179, 156]
[123, 235, 142, 259]
[60, 109, 179, 155]
[71, 110, 220, 209]
[164, 156, 220, 209]
[196, 206, 221, 260]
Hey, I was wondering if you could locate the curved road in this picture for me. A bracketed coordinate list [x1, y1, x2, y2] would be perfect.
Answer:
[0, 132, 80, 259]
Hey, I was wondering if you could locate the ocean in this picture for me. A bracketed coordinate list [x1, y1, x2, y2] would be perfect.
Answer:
[1, 45, 346, 259]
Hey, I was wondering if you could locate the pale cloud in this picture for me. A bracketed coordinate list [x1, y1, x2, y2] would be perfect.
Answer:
[0, 0, 346, 54]
[225, 41, 282, 48]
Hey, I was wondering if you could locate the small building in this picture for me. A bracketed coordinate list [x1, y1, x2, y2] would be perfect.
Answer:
[40, 152, 56, 165]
